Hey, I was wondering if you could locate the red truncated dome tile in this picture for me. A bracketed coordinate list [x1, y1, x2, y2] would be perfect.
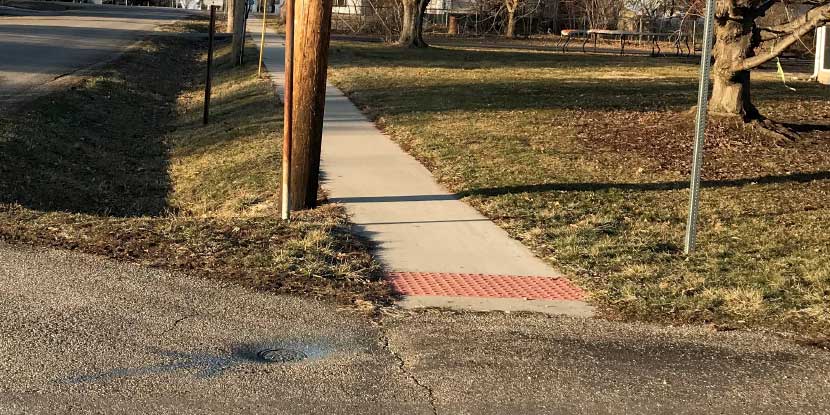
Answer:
[386, 272, 585, 301]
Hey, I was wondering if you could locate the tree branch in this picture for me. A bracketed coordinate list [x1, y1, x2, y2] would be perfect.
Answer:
[734, 4, 830, 71]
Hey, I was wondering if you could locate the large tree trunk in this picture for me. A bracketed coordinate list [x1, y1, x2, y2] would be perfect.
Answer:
[505, 9, 516, 38]
[287, 0, 333, 210]
[709, 4, 759, 120]
[230, 0, 246, 66]
[226, 0, 236, 33]
[504, 0, 518, 38]
[398, 0, 428, 48]
[710, 70, 756, 118]
[703, 1, 830, 140]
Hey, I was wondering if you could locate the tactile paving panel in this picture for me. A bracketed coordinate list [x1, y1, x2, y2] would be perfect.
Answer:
[387, 272, 585, 301]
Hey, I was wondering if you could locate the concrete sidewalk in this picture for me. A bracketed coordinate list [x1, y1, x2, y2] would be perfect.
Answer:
[248, 19, 592, 316]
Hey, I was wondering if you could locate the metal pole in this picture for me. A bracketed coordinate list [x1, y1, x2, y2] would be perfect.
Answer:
[281, 0, 295, 220]
[258, 5, 267, 77]
[684, 0, 717, 254]
[203, 6, 217, 125]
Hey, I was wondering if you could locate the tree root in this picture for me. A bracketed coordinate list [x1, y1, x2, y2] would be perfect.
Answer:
[685, 105, 805, 144]
[749, 118, 802, 143]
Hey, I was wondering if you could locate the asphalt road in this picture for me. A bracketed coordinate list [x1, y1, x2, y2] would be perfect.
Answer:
[0, 4, 196, 107]
[1, 243, 828, 414]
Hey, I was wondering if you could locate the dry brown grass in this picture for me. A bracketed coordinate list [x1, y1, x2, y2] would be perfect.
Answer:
[0, 21, 388, 304]
[328, 41, 830, 335]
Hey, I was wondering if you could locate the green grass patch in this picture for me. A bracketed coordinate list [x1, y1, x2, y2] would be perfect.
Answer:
[328, 41, 830, 334]
[0, 21, 387, 304]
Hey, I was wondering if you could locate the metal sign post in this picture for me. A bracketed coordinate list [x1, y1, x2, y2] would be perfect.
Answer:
[281, 0, 295, 221]
[684, 0, 717, 254]
[203, 6, 217, 125]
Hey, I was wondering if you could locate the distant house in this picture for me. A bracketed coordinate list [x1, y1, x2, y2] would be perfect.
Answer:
[425, 0, 476, 15]
[331, 0, 364, 15]
[615, 7, 697, 33]
[331, 0, 475, 16]
[815, 26, 829, 85]
[177, 0, 199, 9]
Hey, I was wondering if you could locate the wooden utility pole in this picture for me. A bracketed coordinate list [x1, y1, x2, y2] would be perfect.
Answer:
[281, 0, 295, 220]
[231, 0, 246, 66]
[284, 0, 333, 211]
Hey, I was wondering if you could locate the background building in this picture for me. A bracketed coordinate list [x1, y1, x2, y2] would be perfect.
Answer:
[815, 26, 829, 84]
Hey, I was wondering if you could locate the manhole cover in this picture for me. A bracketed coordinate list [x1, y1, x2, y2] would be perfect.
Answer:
[256, 348, 308, 363]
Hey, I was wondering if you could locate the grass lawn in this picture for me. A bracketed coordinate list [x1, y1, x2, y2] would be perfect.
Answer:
[0, 20, 387, 304]
[328, 41, 830, 335]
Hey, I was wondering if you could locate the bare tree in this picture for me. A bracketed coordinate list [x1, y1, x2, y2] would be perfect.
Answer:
[708, 1, 829, 137]
[230, 0, 246, 66]
[502, 0, 542, 37]
[398, 0, 430, 47]
[625, 0, 676, 27]
[505, 0, 520, 37]
[582, 0, 624, 28]
[227, 0, 239, 32]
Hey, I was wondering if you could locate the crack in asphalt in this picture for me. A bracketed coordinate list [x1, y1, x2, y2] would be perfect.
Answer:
[379, 331, 439, 415]
[161, 314, 196, 336]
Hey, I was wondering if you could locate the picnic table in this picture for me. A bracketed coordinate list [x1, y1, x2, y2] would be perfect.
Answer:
[558, 29, 693, 57]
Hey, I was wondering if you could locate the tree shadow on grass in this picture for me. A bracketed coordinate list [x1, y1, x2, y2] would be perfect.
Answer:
[0, 35, 199, 217]
[457, 171, 830, 198]
[330, 42, 698, 71]
[330, 42, 828, 117]
[782, 123, 830, 134]
[336, 78, 825, 116]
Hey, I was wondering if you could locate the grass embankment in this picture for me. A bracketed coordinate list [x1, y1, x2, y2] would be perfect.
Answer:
[328, 42, 830, 335]
[0, 21, 387, 304]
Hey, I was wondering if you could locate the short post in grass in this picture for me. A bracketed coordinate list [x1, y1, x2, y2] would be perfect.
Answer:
[684, 0, 716, 255]
[257, 5, 267, 78]
[281, 0, 295, 220]
[203, 5, 217, 126]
